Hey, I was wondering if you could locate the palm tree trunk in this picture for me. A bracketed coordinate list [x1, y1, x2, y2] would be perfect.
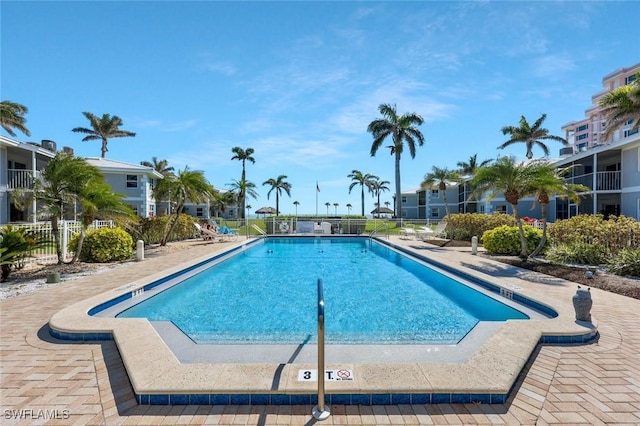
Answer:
[395, 153, 402, 218]
[360, 186, 365, 216]
[101, 137, 108, 158]
[51, 212, 64, 264]
[275, 193, 279, 217]
[161, 206, 184, 246]
[71, 229, 86, 263]
[530, 204, 548, 258]
[511, 203, 528, 258]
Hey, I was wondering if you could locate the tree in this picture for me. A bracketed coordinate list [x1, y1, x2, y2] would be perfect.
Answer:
[369, 178, 390, 217]
[498, 113, 567, 160]
[599, 72, 640, 140]
[154, 167, 213, 246]
[348, 170, 378, 216]
[262, 175, 291, 217]
[528, 165, 588, 258]
[71, 181, 136, 263]
[72, 112, 136, 158]
[32, 153, 103, 263]
[227, 179, 258, 219]
[325, 202, 331, 216]
[421, 166, 461, 219]
[470, 156, 541, 258]
[346, 203, 352, 214]
[140, 157, 174, 176]
[368, 103, 425, 218]
[333, 202, 339, 215]
[456, 153, 492, 175]
[211, 190, 236, 217]
[231, 147, 256, 219]
[293, 200, 300, 216]
[0, 100, 31, 137]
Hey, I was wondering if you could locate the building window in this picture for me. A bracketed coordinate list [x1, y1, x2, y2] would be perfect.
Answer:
[624, 128, 639, 138]
[418, 191, 426, 206]
[479, 205, 485, 213]
[430, 208, 439, 218]
[577, 143, 588, 152]
[576, 133, 588, 140]
[431, 189, 439, 198]
[496, 205, 507, 213]
[626, 74, 637, 85]
[577, 124, 588, 132]
[131, 205, 138, 216]
[401, 196, 407, 204]
[126, 175, 138, 188]
[196, 207, 204, 217]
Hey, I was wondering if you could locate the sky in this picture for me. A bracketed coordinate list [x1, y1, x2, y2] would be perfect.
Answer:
[2, 1, 638, 216]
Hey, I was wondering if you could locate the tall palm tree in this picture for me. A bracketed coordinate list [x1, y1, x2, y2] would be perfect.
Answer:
[456, 153, 492, 175]
[0, 100, 31, 137]
[498, 113, 567, 160]
[370, 178, 390, 217]
[262, 175, 291, 217]
[32, 153, 103, 263]
[529, 165, 588, 257]
[333, 203, 339, 215]
[325, 202, 331, 216]
[71, 181, 136, 263]
[140, 157, 174, 176]
[293, 200, 300, 217]
[348, 170, 378, 216]
[227, 179, 258, 218]
[367, 103, 425, 218]
[346, 203, 352, 215]
[471, 156, 541, 258]
[72, 112, 136, 158]
[231, 147, 256, 219]
[154, 167, 213, 246]
[421, 166, 461, 219]
[599, 72, 640, 140]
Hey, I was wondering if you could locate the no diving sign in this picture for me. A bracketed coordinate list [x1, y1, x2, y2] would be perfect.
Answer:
[298, 369, 354, 382]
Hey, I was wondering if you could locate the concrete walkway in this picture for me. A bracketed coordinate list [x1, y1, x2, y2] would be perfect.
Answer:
[1, 237, 639, 425]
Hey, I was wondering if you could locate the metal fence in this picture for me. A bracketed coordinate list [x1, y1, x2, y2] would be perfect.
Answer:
[6, 220, 113, 265]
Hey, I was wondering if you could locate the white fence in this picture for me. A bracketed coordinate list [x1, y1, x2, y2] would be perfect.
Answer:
[6, 220, 113, 265]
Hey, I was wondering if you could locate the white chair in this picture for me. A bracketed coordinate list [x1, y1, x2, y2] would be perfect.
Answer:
[400, 228, 417, 239]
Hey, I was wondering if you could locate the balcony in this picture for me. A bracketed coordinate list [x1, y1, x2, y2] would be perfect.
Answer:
[6, 169, 39, 190]
[570, 171, 621, 191]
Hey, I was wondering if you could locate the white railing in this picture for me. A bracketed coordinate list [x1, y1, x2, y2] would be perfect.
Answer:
[6, 169, 39, 190]
[596, 171, 621, 191]
[6, 220, 113, 265]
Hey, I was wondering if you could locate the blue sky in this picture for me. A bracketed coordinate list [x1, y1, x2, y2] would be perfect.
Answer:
[2, 1, 638, 216]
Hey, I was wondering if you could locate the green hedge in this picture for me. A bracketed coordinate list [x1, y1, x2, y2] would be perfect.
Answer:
[70, 227, 134, 263]
[446, 213, 516, 241]
[481, 225, 542, 255]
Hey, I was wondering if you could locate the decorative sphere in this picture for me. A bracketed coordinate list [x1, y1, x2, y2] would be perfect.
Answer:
[585, 271, 594, 279]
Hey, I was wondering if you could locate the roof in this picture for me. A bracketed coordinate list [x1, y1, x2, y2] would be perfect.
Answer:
[83, 157, 164, 179]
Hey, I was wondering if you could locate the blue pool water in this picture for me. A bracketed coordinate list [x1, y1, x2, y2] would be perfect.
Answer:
[117, 237, 528, 344]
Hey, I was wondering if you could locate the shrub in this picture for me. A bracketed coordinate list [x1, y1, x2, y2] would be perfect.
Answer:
[1, 226, 49, 281]
[545, 242, 610, 266]
[70, 227, 133, 263]
[607, 248, 640, 277]
[481, 225, 542, 255]
[138, 214, 198, 245]
[446, 213, 515, 241]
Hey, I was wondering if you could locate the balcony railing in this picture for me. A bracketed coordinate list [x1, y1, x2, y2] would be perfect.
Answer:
[6, 169, 39, 189]
[569, 171, 621, 191]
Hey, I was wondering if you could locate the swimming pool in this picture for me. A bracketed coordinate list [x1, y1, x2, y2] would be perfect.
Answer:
[115, 237, 528, 344]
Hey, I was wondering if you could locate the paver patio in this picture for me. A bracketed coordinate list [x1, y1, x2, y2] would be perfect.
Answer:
[1, 237, 639, 425]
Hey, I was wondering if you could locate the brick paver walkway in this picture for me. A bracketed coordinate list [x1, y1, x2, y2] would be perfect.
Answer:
[1, 238, 639, 425]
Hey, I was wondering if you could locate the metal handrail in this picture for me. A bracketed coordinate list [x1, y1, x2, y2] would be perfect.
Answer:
[312, 278, 330, 420]
[369, 221, 389, 239]
[251, 224, 267, 235]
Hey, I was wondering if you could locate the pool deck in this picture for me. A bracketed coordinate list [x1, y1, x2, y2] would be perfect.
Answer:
[1, 236, 639, 424]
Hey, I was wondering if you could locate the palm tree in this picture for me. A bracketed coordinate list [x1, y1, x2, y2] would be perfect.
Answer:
[421, 166, 461, 219]
[348, 170, 378, 216]
[293, 200, 300, 217]
[231, 147, 256, 219]
[140, 157, 174, 176]
[498, 113, 567, 160]
[262, 175, 291, 217]
[471, 156, 541, 258]
[227, 179, 258, 219]
[246, 204, 252, 219]
[333, 203, 339, 215]
[456, 154, 492, 175]
[370, 178, 390, 217]
[0, 100, 31, 137]
[211, 190, 236, 217]
[367, 103, 425, 218]
[154, 167, 213, 246]
[528, 165, 588, 258]
[325, 202, 331, 216]
[599, 72, 640, 140]
[72, 112, 136, 158]
[71, 181, 136, 263]
[346, 203, 352, 215]
[32, 153, 103, 263]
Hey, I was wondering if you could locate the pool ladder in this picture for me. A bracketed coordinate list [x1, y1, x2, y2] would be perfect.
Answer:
[312, 278, 331, 420]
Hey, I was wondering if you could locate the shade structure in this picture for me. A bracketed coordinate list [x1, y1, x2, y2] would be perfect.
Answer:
[371, 207, 394, 215]
[255, 206, 277, 216]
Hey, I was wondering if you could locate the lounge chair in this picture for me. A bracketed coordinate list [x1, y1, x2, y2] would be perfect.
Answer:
[400, 227, 417, 240]
[216, 226, 239, 241]
[194, 222, 220, 241]
[420, 222, 448, 240]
